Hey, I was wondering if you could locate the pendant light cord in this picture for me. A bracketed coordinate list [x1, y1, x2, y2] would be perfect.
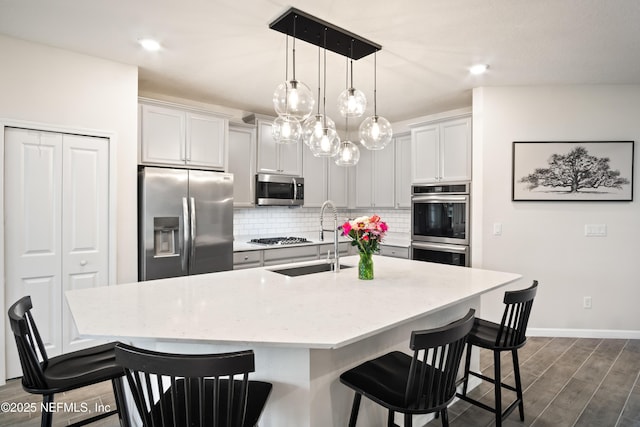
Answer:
[292, 15, 297, 81]
[373, 50, 378, 116]
[349, 39, 354, 89]
[322, 28, 328, 128]
[316, 45, 321, 115]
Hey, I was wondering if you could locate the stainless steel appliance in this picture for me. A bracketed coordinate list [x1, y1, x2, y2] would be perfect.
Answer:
[249, 237, 310, 245]
[255, 173, 304, 206]
[139, 166, 233, 280]
[411, 182, 470, 266]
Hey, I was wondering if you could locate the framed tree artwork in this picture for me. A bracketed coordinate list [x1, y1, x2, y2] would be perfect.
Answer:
[512, 141, 634, 201]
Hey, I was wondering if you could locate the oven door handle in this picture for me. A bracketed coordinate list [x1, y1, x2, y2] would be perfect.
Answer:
[412, 242, 468, 254]
[411, 195, 468, 203]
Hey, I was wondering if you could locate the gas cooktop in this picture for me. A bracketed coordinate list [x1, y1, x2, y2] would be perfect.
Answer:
[249, 236, 310, 246]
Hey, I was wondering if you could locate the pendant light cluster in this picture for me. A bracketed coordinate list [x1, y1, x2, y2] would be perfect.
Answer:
[269, 8, 392, 166]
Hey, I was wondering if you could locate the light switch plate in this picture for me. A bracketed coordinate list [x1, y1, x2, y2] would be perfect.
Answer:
[584, 224, 607, 237]
[493, 223, 502, 236]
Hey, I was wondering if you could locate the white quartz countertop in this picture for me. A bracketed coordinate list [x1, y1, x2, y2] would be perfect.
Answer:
[66, 256, 520, 350]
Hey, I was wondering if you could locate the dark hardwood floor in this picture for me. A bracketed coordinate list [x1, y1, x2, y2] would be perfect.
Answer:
[1, 337, 639, 426]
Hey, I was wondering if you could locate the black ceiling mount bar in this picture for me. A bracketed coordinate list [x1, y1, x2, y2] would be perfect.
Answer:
[269, 7, 381, 60]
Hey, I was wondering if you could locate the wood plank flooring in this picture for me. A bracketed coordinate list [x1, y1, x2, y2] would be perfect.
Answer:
[0, 337, 639, 426]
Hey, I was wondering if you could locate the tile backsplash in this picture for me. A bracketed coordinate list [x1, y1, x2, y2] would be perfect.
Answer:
[234, 207, 410, 238]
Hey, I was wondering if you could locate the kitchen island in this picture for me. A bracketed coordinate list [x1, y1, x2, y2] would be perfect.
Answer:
[66, 255, 521, 426]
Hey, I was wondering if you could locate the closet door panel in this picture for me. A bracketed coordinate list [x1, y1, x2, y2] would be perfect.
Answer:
[4, 128, 63, 377]
[61, 134, 109, 351]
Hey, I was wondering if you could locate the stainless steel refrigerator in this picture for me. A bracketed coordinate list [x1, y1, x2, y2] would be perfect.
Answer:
[139, 166, 233, 280]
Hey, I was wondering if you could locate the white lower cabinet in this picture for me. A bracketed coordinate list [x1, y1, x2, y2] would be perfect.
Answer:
[318, 242, 351, 259]
[233, 251, 262, 270]
[263, 246, 320, 266]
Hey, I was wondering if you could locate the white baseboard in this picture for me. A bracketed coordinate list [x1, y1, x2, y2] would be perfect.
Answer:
[528, 328, 640, 339]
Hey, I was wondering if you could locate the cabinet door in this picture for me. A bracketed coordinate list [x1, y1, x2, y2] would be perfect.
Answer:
[140, 104, 186, 165]
[228, 125, 256, 207]
[279, 139, 303, 176]
[303, 148, 327, 207]
[328, 160, 349, 208]
[411, 124, 439, 183]
[5, 129, 64, 376]
[440, 117, 471, 182]
[373, 148, 395, 208]
[256, 120, 279, 173]
[395, 134, 412, 208]
[61, 134, 109, 353]
[186, 112, 226, 170]
[354, 146, 373, 207]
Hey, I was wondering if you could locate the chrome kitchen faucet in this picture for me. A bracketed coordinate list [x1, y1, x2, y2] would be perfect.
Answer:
[319, 200, 340, 272]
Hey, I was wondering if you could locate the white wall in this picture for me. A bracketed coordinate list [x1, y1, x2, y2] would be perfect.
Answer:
[0, 35, 138, 282]
[472, 85, 640, 336]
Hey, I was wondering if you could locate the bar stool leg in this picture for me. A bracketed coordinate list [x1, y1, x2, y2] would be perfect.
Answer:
[461, 344, 473, 396]
[512, 349, 525, 421]
[494, 350, 502, 427]
[348, 393, 362, 427]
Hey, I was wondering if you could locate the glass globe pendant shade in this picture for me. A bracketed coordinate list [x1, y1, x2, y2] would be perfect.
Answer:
[309, 127, 340, 157]
[302, 114, 335, 147]
[271, 115, 302, 144]
[273, 80, 315, 121]
[337, 87, 367, 118]
[335, 140, 360, 166]
[359, 115, 393, 150]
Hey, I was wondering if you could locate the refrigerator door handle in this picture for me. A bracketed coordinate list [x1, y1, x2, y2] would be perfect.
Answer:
[182, 197, 189, 272]
[189, 197, 196, 271]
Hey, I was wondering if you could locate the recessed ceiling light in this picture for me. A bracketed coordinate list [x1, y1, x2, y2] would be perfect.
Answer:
[139, 38, 161, 52]
[470, 64, 489, 75]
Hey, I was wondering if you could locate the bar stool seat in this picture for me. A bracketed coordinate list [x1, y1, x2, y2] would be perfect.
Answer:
[457, 280, 538, 427]
[340, 309, 475, 427]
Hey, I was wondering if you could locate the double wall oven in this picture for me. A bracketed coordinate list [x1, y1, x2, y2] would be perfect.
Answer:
[411, 182, 470, 267]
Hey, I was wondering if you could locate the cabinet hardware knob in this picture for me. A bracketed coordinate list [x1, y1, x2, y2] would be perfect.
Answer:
[244, 256, 249, 260]
[80, 260, 87, 266]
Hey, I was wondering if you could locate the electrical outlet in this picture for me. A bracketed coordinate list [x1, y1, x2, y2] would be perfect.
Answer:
[585, 224, 607, 237]
[583, 296, 592, 309]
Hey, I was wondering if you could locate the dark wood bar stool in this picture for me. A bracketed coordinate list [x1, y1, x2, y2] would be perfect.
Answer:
[456, 280, 538, 427]
[7, 295, 129, 427]
[340, 309, 475, 427]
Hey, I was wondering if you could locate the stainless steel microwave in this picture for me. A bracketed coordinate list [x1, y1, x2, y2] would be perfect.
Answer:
[255, 173, 304, 206]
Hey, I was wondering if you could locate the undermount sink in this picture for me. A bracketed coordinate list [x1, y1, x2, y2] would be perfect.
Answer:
[270, 263, 353, 277]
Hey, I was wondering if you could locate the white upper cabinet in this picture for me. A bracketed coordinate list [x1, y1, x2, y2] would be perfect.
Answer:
[411, 116, 471, 183]
[139, 101, 228, 170]
[355, 144, 395, 209]
[255, 118, 302, 176]
[228, 123, 256, 207]
[327, 160, 349, 208]
[394, 133, 412, 208]
[302, 147, 327, 207]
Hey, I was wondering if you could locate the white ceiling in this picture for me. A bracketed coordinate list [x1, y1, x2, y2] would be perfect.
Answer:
[1, 0, 639, 123]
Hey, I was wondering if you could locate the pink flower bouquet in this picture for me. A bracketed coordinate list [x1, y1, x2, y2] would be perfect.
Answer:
[341, 214, 389, 255]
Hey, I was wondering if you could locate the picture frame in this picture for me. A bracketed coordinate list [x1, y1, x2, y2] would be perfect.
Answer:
[512, 141, 634, 201]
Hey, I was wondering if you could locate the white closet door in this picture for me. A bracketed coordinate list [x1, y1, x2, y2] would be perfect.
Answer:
[5, 128, 63, 378]
[61, 134, 109, 352]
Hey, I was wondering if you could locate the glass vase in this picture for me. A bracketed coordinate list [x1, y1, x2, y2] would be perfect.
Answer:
[358, 252, 374, 280]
